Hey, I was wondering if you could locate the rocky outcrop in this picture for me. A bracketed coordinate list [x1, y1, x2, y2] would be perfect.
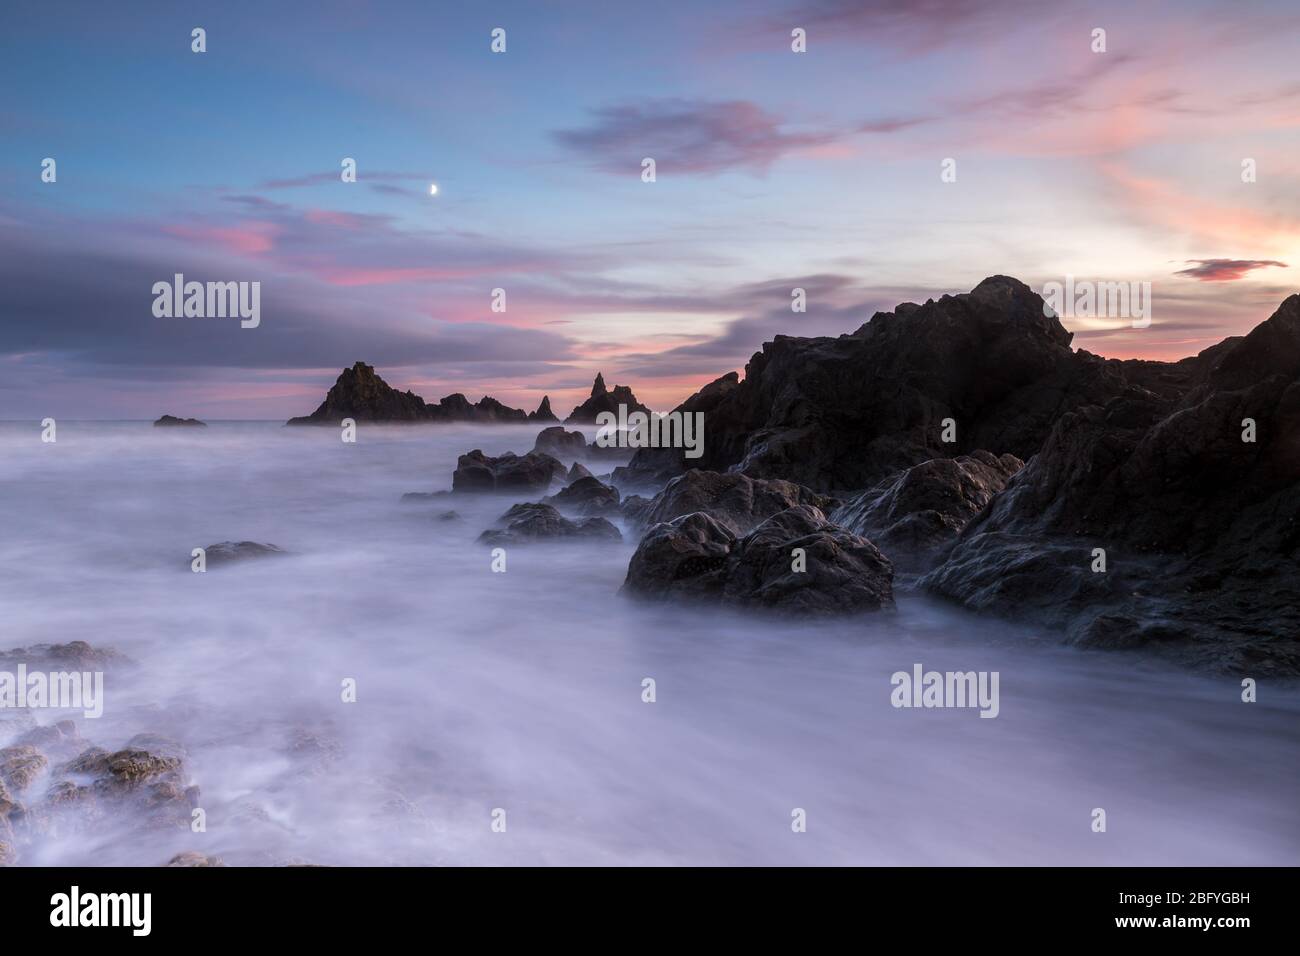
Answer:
[922, 294, 1300, 674]
[201, 541, 287, 566]
[832, 451, 1022, 571]
[636, 469, 838, 536]
[153, 415, 206, 427]
[532, 426, 587, 459]
[617, 278, 1132, 493]
[479, 503, 621, 544]
[566, 461, 594, 483]
[543, 476, 621, 516]
[286, 362, 542, 425]
[165, 851, 226, 867]
[287, 362, 430, 424]
[564, 373, 652, 424]
[611, 372, 740, 491]
[528, 396, 559, 423]
[451, 450, 566, 494]
[623, 505, 893, 614]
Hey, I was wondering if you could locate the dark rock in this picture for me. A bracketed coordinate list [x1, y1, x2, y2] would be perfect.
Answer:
[451, 450, 566, 494]
[435, 510, 462, 522]
[623, 505, 893, 614]
[617, 278, 1131, 493]
[566, 461, 595, 483]
[612, 372, 740, 491]
[923, 294, 1300, 674]
[619, 494, 654, 525]
[543, 476, 621, 516]
[532, 426, 587, 459]
[565, 373, 653, 424]
[153, 415, 206, 427]
[638, 469, 838, 536]
[286, 362, 540, 425]
[832, 451, 1023, 570]
[202, 541, 287, 566]
[287, 362, 431, 424]
[528, 396, 559, 422]
[479, 504, 622, 544]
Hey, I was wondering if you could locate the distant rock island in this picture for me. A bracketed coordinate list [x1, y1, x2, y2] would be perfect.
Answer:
[285, 362, 558, 425]
[564, 373, 652, 424]
[286, 363, 645, 426]
[154, 415, 206, 427]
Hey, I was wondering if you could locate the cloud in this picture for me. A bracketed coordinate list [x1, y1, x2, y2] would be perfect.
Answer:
[553, 99, 834, 175]
[1174, 259, 1289, 281]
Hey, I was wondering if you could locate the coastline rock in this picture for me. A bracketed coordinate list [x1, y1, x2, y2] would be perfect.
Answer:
[922, 294, 1300, 674]
[638, 469, 838, 536]
[153, 415, 206, 427]
[543, 476, 621, 516]
[832, 451, 1023, 570]
[623, 505, 893, 614]
[286, 362, 541, 425]
[566, 461, 595, 483]
[617, 278, 1131, 493]
[532, 426, 587, 459]
[565, 373, 652, 425]
[451, 450, 565, 494]
[201, 541, 287, 566]
[479, 503, 622, 544]
[165, 851, 226, 867]
[528, 396, 559, 423]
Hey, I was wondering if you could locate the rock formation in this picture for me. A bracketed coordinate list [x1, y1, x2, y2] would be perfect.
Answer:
[286, 362, 543, 425]
[153, 415, 206, 427]
[832, 451, 1022, 571]
[451, 449, 566, 494]
[623, 505, 893, 615]
[564, 372, 653, 424]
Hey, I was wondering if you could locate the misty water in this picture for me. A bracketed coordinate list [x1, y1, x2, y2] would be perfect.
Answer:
[1, 422, 1296, 866]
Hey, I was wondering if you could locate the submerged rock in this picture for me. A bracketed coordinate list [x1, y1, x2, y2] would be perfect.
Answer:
[201, 541, 287, 566]
[479, 503, 622, 545]
[623, 505, 893, 614]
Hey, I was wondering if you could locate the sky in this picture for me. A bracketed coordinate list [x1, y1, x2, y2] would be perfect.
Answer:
[2, 0, 1299, 419]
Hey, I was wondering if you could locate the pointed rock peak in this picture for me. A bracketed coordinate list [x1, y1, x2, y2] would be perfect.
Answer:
[591, 373, 607, 398]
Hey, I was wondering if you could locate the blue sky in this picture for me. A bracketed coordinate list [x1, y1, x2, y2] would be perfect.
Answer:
[2, 0, 1299, 418]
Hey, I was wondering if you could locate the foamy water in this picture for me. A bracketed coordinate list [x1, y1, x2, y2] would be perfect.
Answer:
[1, 422, 1296, 865]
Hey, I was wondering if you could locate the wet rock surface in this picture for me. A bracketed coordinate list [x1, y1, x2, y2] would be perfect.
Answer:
[833, 451, 1023, 571]
[543, 476, 621, 516]
[637, 469, 838, 536]
[623, 505, 893, 614]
